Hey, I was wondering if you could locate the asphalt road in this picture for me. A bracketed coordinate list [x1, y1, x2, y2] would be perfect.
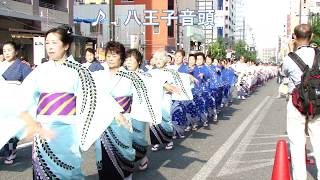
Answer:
[0, 79, 317, 180]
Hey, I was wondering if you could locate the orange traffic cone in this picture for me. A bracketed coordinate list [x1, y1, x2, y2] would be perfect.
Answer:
[271, 139, 291, 180]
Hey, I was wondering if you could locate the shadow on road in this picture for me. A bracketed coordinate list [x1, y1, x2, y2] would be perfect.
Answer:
[0, 146, 32, 172]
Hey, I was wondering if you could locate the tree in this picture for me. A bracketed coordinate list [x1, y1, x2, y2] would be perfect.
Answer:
[208, 37, 227, 59]
[233, 40, 257, 62]
[245, 50, 257, 62]
[233, 40, 247, 60]
[310, 13, 320, 46]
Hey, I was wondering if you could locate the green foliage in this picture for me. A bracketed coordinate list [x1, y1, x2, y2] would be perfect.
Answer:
[310, 13, 320, 46]
[207, 38, 257, 61]
[208, 37, 227, 59]
[234, 40, 257, 62]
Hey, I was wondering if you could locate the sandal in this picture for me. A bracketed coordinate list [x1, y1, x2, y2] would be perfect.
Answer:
[4, 157, 14, 165]
[165, 142, 173, 150]
[4, 151, 16, 165]
[151, 144, 160, 152]
[192, 125, 198, 131]
[138, 157, 149, 171]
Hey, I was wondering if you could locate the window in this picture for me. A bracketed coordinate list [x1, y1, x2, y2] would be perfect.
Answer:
[226, 6, 228, 10]
[225, 16, 228, 20]
[153, 25, 160, 34]
[90, 24, 103, 35]
[168, 0, 174, 10]
[168, 20, 174, 37]
[122, 0, 134, 2]
[75, 24, 81, 35]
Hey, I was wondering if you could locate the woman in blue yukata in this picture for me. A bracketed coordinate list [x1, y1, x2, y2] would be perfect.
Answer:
[11, 26, 122, 180]
[124, 48, 149, 170]
[95, 41, 135, 180]
[167, 50, 198, 138]
[96, 42, 162, 180]
[0, 41, 32, 164]
[193, 52, 213, 127]
[204, 55, 218, 122]
[148, 49, 182, 152]
[82, 48, 104, 72]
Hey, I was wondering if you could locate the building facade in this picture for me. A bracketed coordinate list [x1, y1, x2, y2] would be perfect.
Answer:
[0, 0, 73, 63]
[115, 0, 177, 60]
[259, 48, 276, 63]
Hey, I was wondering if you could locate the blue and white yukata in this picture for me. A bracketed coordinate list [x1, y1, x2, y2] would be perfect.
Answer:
[83, 60, 104, 72]
[0, 59, 32, 160]
[166, 64, 194, 137]
[13, 56, 121, 180]
[221, 67, 237, 105]
[148, 69, 176, 147]
[96, 68, 162, 179]
[130, 69, 162, 161]
[192, 65, 213, 124]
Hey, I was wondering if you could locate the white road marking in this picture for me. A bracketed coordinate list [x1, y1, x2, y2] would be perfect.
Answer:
[253, 135, 288, 139]
[217, 98, 274, 177]
[191, 96, 270, 180]
[240, 142, 276, 146]
[235, 149, 276, 154]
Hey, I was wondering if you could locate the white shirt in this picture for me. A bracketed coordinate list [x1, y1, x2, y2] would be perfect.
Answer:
[283, 46, 316, 93]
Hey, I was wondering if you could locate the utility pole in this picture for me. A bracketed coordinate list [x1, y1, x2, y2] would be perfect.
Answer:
[299, 0, 302, 24]
[176, 0, 180, 50]
[109, 0, 115, 41]
[242, 18, 245, 42]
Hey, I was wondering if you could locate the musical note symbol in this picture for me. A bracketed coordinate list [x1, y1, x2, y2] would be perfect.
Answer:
[92, 9, 106, 26]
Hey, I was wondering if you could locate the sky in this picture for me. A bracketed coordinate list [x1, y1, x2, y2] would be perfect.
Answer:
[244, 0, 290, 49]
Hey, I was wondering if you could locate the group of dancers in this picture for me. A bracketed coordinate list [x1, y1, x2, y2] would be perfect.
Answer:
[0, 25, 278, 180]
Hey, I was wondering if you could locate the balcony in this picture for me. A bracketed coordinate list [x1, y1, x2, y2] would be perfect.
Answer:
[12, 0, 31, 4]
[0, 0, 34, 19]
[39, 1, 68, 12]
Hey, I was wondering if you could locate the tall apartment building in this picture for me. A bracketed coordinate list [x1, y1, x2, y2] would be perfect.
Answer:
[233, 0, 245, 41]
[192, 0, 236, 52]
[287, 0, 320, 36]
[259, 48, 276, 63]
[0, 0, 73, 63]
[223, 0, 236, 47]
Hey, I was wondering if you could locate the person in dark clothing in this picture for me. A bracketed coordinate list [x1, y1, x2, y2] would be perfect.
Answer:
[83, 48, 104, 72]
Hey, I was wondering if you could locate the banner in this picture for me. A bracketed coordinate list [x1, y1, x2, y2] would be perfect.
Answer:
[33, 37, 45, 65]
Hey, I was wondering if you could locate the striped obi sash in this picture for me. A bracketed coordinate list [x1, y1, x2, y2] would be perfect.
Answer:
[37, 93, 76, 116]
[114, 96, 132, 113]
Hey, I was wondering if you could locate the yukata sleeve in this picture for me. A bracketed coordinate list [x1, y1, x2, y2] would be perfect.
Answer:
[76, 70, 123, 151]
[19, 68, 40, 115]
[171, 72, 194, 101]
[129, 71, 163, 125]
[0, 69, 39, 148]
[0, 82, 27, 148]
[21, 64, 32, 81]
